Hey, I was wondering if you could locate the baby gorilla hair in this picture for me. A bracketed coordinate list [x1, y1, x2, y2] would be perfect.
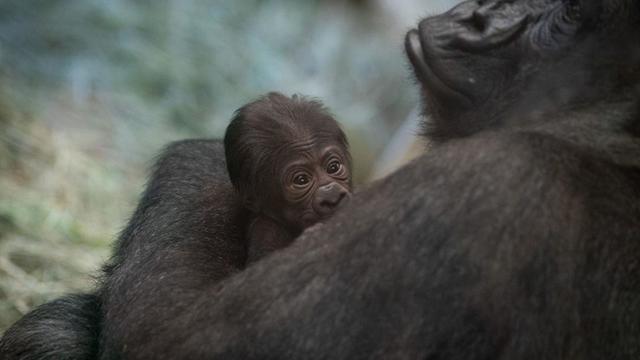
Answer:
[224, 92, 352, 262]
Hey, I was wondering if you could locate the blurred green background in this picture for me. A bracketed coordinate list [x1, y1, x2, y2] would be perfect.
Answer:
[0, 0, 457, 332]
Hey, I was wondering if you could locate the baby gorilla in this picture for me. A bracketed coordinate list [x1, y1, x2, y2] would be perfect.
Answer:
[224, 92, 352, 263]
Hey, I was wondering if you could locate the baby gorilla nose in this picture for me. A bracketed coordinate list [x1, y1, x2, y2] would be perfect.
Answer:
[315, 182, 349, 216]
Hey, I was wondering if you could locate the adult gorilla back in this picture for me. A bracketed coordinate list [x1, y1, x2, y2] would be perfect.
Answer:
[3, 0, 640, 358]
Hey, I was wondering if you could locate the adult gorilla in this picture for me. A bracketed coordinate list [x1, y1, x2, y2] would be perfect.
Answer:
[3, 0, 640, 358]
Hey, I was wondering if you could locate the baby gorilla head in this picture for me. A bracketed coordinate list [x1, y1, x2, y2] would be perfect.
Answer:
[224, 92, 352, 262]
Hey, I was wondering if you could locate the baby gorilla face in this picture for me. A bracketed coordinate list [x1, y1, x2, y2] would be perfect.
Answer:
[267, 138, 352, 233]
[224, 92, 353, 236]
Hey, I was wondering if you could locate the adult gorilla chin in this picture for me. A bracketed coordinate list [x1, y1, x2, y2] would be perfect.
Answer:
[3, 0, 640, 359]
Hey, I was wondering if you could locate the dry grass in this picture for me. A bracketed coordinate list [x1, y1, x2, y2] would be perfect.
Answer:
[0, 97, 146, 333]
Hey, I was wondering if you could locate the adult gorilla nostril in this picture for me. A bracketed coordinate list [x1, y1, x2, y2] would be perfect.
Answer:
[460, 10, 487, 32]
[471, 11, 487, 32]
[448, 0, 490, 32]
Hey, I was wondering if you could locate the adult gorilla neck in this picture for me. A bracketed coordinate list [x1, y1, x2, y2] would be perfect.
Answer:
[500, 92, 636, 130]
[507, 100, 640, 167]
[426, 98, 638, 148]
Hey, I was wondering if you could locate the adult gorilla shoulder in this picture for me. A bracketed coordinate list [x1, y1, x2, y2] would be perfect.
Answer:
[103, 139, 248, 284]
[1, 139, 248, 359]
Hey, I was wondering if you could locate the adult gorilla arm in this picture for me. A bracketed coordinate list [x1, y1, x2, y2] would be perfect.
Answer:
[100, 0, 640, 358]
[1, 140, 249, 360]
[98, 139, 249, 358]
[102, 119, 640, 359]
[0, 294, 100, 360]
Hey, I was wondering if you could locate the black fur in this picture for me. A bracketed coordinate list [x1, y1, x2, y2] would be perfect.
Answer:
[1, 141, 247, 360]
[97, 139, 248, 358]
[3, 0, 640, 358]
[0, 294, 100, 360]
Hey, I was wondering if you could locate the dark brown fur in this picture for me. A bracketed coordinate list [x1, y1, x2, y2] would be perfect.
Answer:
[224, 93, 352, 263]
[2, 1, 640, 359]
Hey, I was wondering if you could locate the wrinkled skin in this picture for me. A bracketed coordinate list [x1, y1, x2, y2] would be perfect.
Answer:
[407, 0, 639, 140]
[2, 0, 640, 359]
[224, 93, 352, 262]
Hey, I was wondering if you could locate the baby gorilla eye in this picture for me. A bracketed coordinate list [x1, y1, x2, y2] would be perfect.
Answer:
[326, 160, 342, 175]
[293, 173, 310, 186]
